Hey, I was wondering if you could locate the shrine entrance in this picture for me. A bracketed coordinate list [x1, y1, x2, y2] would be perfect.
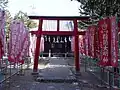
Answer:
[43, 35, 72, 57]
[29, 16, 89, 72]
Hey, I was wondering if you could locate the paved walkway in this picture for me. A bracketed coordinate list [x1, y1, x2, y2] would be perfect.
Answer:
[1, 57, 105, 90]
[37, 57, 75, 80]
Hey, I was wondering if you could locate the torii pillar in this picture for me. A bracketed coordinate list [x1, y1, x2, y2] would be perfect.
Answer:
[74, 19, 79, 71]
[33, 19, 43, 73]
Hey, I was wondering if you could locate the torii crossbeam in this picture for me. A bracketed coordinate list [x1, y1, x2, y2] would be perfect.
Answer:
[28, 16, 89, 73]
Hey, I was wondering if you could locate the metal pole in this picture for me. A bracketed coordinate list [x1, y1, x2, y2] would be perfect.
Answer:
[109, 71, 112, 90]
[118, 67, 120, 88]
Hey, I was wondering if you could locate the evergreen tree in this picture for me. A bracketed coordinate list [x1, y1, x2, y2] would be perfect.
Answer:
[76, 0, 120, 17]
[72, 0, 120, 28]
[0, 0, 8, 9]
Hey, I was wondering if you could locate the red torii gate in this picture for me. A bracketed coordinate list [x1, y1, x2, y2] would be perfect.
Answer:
[28, 16, 89, 72]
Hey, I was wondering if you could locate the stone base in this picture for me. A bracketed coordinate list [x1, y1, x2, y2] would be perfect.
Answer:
[31, 72, 39, 75]
[74, 71, 82, 76]
[17, 73, 25, 76]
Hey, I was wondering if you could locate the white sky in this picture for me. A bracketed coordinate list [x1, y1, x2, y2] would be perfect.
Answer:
[7, 0, 80, 17]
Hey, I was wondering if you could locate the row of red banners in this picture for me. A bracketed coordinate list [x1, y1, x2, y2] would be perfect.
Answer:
[8, 20, 30, 64]
[0, 10, 5, 59]
[76, 16, 119, 67]
[0, 10, 30, 64]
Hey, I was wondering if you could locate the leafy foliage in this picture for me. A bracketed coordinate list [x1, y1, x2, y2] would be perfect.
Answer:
[14, 11, 37, 29]
[0, 0, 8, 9]
[5, 10, 13, 40]
[5, 10, 37, 41]
[5, 10, 12, 30]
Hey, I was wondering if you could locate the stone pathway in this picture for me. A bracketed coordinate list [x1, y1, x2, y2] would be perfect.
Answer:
[4, 57, 80, 90]
[1, 57, 105, 90]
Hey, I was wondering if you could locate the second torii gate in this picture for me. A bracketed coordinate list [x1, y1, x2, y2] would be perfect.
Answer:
[29, 16, 89, 73]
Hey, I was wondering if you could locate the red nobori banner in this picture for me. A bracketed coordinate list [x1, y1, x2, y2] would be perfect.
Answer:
[98, 18, 111, 66]
[118, 21, 120, 33]
[0, 10, 5, 58]
[98, 17, 119, 67]
[109, 16, 118, 67]
[84, 30, 89, 56]
[79, 35, 84, 54]
[8, 20, 30, 64]
[17, 30, 30, 64]
[8, 20, 21, 63]
[87, 25, 96, 57]
[0, 38, 3, 59]
[83, 35, 86, 55]
[31, 34, 37, 56]
[94, 27, 100, 59]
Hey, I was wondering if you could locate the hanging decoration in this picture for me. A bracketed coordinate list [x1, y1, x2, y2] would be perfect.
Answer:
[40, 36, 44, 53]
[60, 37, 63, 43]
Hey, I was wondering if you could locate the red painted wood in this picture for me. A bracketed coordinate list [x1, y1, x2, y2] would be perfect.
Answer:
[30, 31, 38, 35]
[78, 31, 85, 35]
[74, 19, 80, 71]
[57, 20, 59, 31]
[42, 31, 73, 35]
[33, 19, 43, 72]
[28, 16, 90, 20]
[29, 16, 89, 72]
[30, 31, 86, 36]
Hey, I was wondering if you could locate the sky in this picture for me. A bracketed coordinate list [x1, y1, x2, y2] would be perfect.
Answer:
[7, 0, 81, 17]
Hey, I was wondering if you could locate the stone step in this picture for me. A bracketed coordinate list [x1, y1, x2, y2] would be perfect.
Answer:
[36, 77, 77, 83]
